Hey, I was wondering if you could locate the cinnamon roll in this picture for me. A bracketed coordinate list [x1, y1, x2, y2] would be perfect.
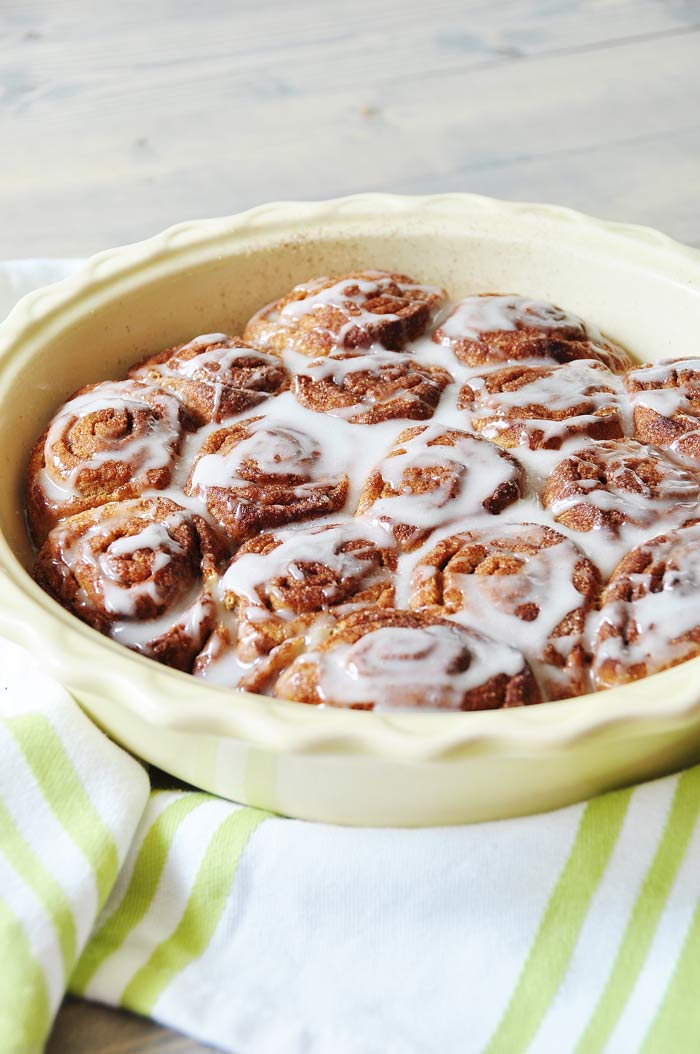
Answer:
[33, 267, 700, 706]
[244, 270, 445, 357]
[592, 523, 700, 688]
[292, 352, 452, 424]
[34, 497, 226, 671]
[432, 294, 632, 371]
[458, 360, 625, 450]
[197, 520, 398, 692]
[542, 439, 700, 534]
[410, 524, 600, 700]
[184, 413, 350, 545]
[624, 357, 700, 460]
[130, 333, 289, 425]
[26, 380, 188, 544]
[194, 621, 308, 695]
[274, 607, 542, 710]
[355, 424, 524, 551]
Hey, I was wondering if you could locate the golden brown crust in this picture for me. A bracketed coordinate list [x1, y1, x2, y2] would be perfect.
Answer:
[355, 424, 524, 551]
[219, 520, 397, 676]
[542, 439, 700, 534]
[26, 380, 188, 545]
[623, 357, 700, 459]
[433, 293, 632, 371]
[129, 334, 289, 426]
[592, 523, 700, 688]
[292, 353, 452, 424]
[274, 607, 542, 710]
[458, 360, 625, 450]
[244, 270, 445, 357]
[34, 497, 227, 671]
[409, 524, 600, 700]
[184, 415, 349, 545]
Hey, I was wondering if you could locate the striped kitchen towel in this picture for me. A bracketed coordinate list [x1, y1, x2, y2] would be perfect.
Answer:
[1, 636, 699, 1054]
[2, 261, 700, 1054]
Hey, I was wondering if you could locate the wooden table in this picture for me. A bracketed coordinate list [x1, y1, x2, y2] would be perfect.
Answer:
[3, 1, 699, 1049]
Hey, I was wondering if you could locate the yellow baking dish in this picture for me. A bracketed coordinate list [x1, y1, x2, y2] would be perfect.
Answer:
[1, 193, 699, 826]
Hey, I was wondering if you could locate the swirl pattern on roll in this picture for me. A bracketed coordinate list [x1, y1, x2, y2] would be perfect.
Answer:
[458, 360, 625, 450]
[542, 438, 700, 534]
[244, 270, 446, 357]
[26, 380, 188, 544]
[624, 357, 700, 459]
[274, 607, 542, 710]
[292, 351, 452, 424]
[185, 411, 350, 545]
[195, 520, 398, 692]
[356, 424, 524, 551]
[130, 333, 289, 425]
[410, 524, 600, 700]
[592, 523, 700, 688]
[432, 294, 632, 371]
[34, 497, 227, 670]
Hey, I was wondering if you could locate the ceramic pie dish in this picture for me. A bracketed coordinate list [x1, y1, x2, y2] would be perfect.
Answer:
[1, 193, 700, 826]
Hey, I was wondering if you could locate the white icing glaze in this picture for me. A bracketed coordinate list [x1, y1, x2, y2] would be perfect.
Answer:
[187, 392, 399, 509]
[112, 589, 214, 651]
[294, 351, 446, 420]
[221, 519, 394, 609]
[463, 360, 626, 447]
[438, 294, 592, 343]
[42, 381, 181, 501]
[432, 527, 586, 654]
[308, 621, 526, 710]
[190, 421, 319, 488]
[362, 424, 522, 536]
[194, 624, 253, 687]
[58, 509, 192, 620]
[593, 524, 700, 674]
[278, 272, 442, 324]
[151, 335, 281, 387]
[547, 444, 700, 524]
[626, 358, 700, 389]
[625, 359, 700, 445]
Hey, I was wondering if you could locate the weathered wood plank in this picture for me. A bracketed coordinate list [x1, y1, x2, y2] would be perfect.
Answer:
[47, 998, 211, 1053]
[2, 21, 699, 255]
[3, 0, 700, 91]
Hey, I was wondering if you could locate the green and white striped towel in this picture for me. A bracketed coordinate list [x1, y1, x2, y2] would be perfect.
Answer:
[1, 635, 699, 1054]
[2, 261, 700, 1054]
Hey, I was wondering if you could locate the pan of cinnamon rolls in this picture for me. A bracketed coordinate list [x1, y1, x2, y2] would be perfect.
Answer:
[27, 271, 700, 712]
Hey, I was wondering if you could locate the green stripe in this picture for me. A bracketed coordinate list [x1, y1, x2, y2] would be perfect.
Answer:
[642, 902, 700, 1053]
[575, 769, 700, 1053]
[0, 897, 51, 1054]
[3, 714, 120, 907]
[0, 799, 76, 977]
[121, 807, 269, 1015]
[485, 787, 633, 1054]
[640, 813, 700, 1054]
[71, 792, 209, 996]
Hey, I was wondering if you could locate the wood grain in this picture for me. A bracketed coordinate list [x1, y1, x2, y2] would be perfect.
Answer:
[1, 0, 699, 256]
[5, 1, 699, 1050]
[46, 998, 211, 1053]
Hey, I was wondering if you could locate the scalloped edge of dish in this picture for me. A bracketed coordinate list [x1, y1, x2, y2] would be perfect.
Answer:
[1, 192, 700, 766]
